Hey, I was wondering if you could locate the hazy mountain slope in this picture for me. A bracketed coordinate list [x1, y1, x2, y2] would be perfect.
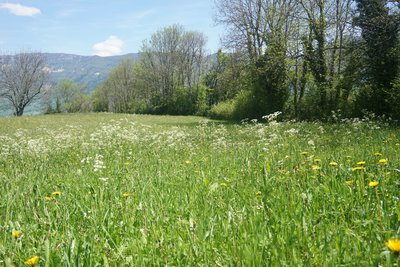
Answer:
[43, 53, 140, 92]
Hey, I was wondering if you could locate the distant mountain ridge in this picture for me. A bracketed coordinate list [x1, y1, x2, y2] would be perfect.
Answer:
[42, 53, 140, 92]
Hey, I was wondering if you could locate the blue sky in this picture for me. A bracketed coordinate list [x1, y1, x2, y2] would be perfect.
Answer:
[0, 0, 224, 56]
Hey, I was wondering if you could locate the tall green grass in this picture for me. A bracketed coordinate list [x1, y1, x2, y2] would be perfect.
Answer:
[0, 113, 399, 266]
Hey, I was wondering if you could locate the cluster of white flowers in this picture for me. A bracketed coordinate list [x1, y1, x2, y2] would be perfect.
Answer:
[262, 111, 282, 122]
[93, 154, 106, 172]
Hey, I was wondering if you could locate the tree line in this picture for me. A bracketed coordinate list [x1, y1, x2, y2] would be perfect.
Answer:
[1, 0, 399, 120]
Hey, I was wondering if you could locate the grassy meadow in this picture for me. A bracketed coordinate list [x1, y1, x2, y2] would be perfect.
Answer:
[0, 113, 399, 266]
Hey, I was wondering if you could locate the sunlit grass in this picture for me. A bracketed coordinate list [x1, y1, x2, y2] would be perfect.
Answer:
[0, 114, 399, 266]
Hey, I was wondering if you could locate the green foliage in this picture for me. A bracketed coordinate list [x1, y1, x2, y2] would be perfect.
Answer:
[138, 24, 206, 114]
[208, 90, 254, 120]
[65, 93, 92, 113]
[129, 98, 147, 114]
[91, 84, 109, 112]
[194, 84, 209, 116]
[354, 0, 400, 116]
[251, 49, 289, 118]
[164, 86, 196, 115]
[387, 75, 400, 119]
[203, 50, 244, 106]
[51, 79, 89, 113]
[208, 99, 236, 120]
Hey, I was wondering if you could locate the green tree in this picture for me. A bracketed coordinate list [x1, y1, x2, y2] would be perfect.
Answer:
[354, 0, 400, 116]
[138, 25, 207, 114]
[104, 58, 137, 113]
[214, 0, 295, 119]
[203, 50, 245, 106]
[55, 79, 85, 112]
[91, 83, 109, 112]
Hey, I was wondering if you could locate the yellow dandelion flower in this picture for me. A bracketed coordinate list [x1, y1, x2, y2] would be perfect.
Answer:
[52, 191, 61, 196]
[369, 181, 379, 187]
[311, 165, 321, 171]
[122, 193, 130, 197]
[374, 152, 382, 156]
[378, 159, 388, 165]
[12, 230, 21, 238]
[278, 169, 288, 174]
[329, 162, 338, 166]
[25, 255, 39, 266]
[314, 158, 321, 163]
[385, 239, 400, 253]
[185, 160, 191, 164]
[356, 161, 366, 165]
[352, 166, 364, 172]
[219, 182, 227, 187]
[255, 191, 262, 196]
[301, 151, 308, 156]
[345, 180, 354, 185]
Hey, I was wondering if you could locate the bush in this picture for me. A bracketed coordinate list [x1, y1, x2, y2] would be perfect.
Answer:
[208, 99, 236, 120]
[129, 99, 148, 114]
[194, 84, 209, 116]
[388, 75, 400, 119]
[208, 90, 255, 120]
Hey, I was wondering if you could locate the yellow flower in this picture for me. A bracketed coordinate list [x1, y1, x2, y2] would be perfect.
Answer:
[219, 182, 227, 187]
[345, 180, 354, 185]
[374, 152, 382, 156]
[352, 166, 364, 172]
[255, 191, 262, 196]
[311, 165, 321, 171]
[378, 159, 388, 165]
[278, 169, 288, 174]
[25, 255, 39, 266]
[185, 160, 191, 164]
[329, 162, 338, 166]
[369, 181, 379, 187]
[301, 151, 308, 156]
[356, 161, 366, 165]
[52, 191, 61, 196]
[314, 158, 321, 163]
[385, 239, 400, 253]
[122, 193, 130, 197]
[12, 230, 21, 238]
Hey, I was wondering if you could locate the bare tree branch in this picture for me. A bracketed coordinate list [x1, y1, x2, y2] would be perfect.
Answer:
[0, 52, 49, 116]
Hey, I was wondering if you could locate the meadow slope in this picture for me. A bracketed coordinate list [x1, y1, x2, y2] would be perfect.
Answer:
[0, 113, 399, 266]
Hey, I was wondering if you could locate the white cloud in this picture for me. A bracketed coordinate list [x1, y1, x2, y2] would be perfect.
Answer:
[0, 3, 41, 16]
[92, 36, 124, 57]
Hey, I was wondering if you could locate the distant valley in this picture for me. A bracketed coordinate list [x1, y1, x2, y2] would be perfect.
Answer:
[43, 53, 140, 93]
